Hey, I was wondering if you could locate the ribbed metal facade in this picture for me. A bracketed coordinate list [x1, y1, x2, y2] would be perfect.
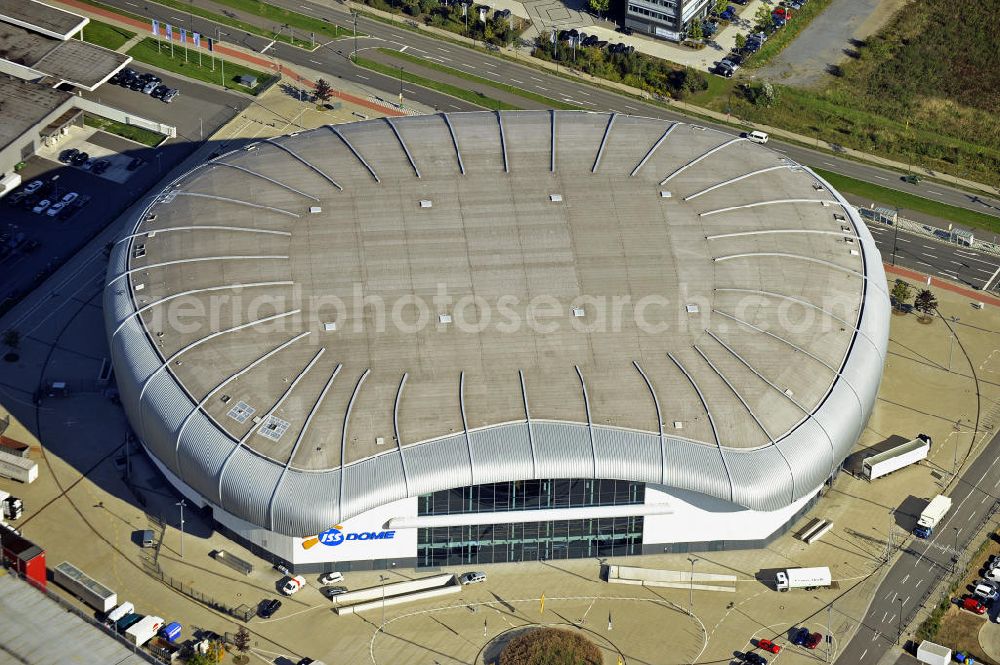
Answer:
[104, 114, 889, 539]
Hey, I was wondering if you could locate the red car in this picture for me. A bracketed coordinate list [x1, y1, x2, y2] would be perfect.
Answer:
[772, 6, 791, 18]
[757, 638, 782, 654]
[960, 596, 987, 614]
[804, 632, 823, 649]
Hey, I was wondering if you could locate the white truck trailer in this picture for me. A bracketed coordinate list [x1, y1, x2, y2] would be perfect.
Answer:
[862, 434, 931, 481]
[914, 495, 952, 538]
[53, 561, 118, 613]
[775, 566, 832, 592]
[124, 615, 164, 647]
[916, 640, 951, 665]
[0, 490, 23, 520]
[0, 449, 37, 484]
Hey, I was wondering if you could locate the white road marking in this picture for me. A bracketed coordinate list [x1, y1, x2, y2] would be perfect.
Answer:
[915, 579, 924, 587]
[924, 253, 938, 259]
[969, 513, 975, 521]
[536, 86, 548, 92]
[483, 61, 497, 67]
[951, 261, 963, 265]
[824, 161, 836, 166]
[300, 4, 312, 9]
[898, 238, 911, 242]
[530, 76, 543, 82]
[170, 15, 184, 22]
[956, 250, 979, 258]
[511, 79, 523, 84]
[125, 0, 138, 5]
[437, 47, 448, 52]
[355, 74, 369, 80]
[873, 175, 888, 180]
[449, 104, 462, 109]
[903, 596, 910, 605]
[940, 271, 958, 278]
[410, 47, 427, 54]
[928, 190, 944, 196]
[400, 45, 409, 52]
[901, 574, 910, 584]
[310, 59, 322, 64]
[860, 649, 868, 660]
[578, 90, 590, 96]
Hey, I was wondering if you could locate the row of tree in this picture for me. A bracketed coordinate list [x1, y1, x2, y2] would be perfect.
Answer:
[891, 279, 939, 319]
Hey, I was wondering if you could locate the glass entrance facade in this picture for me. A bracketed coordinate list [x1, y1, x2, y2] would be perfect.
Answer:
[416, 479, 645, 567]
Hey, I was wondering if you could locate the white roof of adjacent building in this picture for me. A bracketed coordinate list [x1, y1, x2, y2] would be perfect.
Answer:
[105, 111, 889, 537]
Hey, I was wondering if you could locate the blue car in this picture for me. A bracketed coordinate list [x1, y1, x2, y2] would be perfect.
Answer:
[791, 627, 810, 646]
[720, 5, 737, 20]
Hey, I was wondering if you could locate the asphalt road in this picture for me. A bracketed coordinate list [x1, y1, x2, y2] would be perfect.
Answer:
[837, 430, 1000, 664]
[867, 224, 1000, 291]
[90, 0, 1000, 221]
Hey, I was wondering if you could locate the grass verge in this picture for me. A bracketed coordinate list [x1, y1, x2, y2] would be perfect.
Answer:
[375, 48, 579, 110]
[814, 168, 1000, 234]
[84, 115, 165, 147]
[80, 19, 135, 50]
[354, 56, 519, 110]
[127, 38, 273, 94]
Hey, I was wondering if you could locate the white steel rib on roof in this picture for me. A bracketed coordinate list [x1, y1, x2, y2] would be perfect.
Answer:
[104, 111, 888, 538]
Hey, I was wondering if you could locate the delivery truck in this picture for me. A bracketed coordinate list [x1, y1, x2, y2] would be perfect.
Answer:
[775, 566, 832, 592]
[914, 494, 952, 538]
[0, 490, 23, 520]
[862, 434, 931, 481]
[105, 601, 135, 626]
[0, 449, 37, 483]
[125, 615, 164, 647]
[917, 640, 951, 665]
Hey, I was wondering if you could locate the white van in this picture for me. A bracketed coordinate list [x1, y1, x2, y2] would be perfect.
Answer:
[459, 571, 487, 585]
[747, 130, 769, 144]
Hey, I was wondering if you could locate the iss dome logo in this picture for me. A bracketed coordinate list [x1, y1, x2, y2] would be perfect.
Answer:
[316, 525, 396, 547]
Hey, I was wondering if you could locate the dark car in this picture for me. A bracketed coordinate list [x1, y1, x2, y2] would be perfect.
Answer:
[71, 151, 89, 166]
[127, 156, 144, 171]
[162, 88, 180, 103]
[791, 627, 809, 646]
[713, 62, 734, 78]
[151, 84, 169, 99]
[719, 5, 737, 20]
[726, 53, 745, 66]
[742, 653, 767, 665]
[59, 148, 79, 163]
[92, 159, 111, 174]
[258, 598, 282, 618]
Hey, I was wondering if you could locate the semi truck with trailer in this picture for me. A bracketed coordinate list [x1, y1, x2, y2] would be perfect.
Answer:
[862, 434, 931, 481]
[53, 561, 118, 612]
[125, 615, 164, 647]
[914, 495, 953, 538]
[775, 566, 832, 592]
[0, 449, 37, 483]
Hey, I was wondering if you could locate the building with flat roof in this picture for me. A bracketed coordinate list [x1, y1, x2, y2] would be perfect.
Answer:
[625, 0, 710, 42]
[104, 111, 889, 571]
[0, 75, 76, 194]
[0, 0, 130, 90]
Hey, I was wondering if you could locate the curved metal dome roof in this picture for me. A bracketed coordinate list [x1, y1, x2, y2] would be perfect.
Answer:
[104, 111, 889, 537]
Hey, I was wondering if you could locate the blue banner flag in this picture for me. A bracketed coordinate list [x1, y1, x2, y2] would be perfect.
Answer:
[165, 23, 172, 41]
[180, 27, 187, 44]
[192, 31, 201, 47]
[151, 19, 159, 36]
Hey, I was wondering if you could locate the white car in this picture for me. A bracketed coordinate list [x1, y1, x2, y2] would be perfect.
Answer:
[32, 199, 51, 214]
[46, 201, 67, 217]
[459, 571, 487, 585]
[746, 130, 769, 144]
[318, 571, 343, 585]
[281, 575, 306, 595]
[61, 192, 79, 205]
[974, 581, 999, 601]
[23, 180, 43, 194]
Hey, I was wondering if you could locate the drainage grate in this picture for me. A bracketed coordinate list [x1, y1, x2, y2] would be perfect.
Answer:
[227, 401, 256, 423]
[257, 415, 290, 441]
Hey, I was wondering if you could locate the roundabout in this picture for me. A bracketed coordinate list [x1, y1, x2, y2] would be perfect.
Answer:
[368, 594, 708, 665]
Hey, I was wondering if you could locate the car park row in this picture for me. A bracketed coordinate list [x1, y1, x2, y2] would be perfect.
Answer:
[732, 627, 825, 664]
[5, 178, 90, 222]
[110, 67, 180, 103]
[710, 0, 807, 78]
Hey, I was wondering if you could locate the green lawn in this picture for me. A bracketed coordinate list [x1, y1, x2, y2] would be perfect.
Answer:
[84, 115, 165, 147]
[815, 168, 1000, 234]
[354, 56, 519, 110]
[744, 0, 835, 68]
[127, 38, 273, 94]
[80, 19, 135, 50]
[375, 48, 579, 110]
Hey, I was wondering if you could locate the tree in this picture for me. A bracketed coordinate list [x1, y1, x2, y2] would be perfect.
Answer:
[753, 4, 771, 30]
[186, 641, 225, 665]
[588, 0, 609, 18]
[2, 329, 19, 350]
[913, 289, 938, 320]
[735, 33, 746, 51]
[714, 0, 728, 15]
[313, 78, 334, 103]
[890, 279, 913, 311]
[233, 625, 251, 664]
[688, 20, 703, 41]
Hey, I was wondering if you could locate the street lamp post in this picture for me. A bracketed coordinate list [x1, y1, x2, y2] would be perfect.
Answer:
[380, 574, 389, 628]
[687, 557, 699, 608]
[398, 66, 404, 108]
[352, 11, 358, 62]
[890, 208, 900, 266]
[176, 499, 186, 558]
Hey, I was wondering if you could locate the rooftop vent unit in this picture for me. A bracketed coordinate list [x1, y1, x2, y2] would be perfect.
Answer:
[419, 199, 433, 208]
[660, 191, 672, 198]
[309, 206, 322, 214]
[549, 194, 563, 202]
[134, 283, 145, 292]
[438, 313, 452, 324]
[323, 322, 338, 332]
[686, 304, 700, 313]
[673, 421, 683, 429]
[571, 307, 585, 317]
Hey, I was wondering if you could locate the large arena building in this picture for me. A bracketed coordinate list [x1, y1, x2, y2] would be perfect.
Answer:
[104, 111, 889, 572]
